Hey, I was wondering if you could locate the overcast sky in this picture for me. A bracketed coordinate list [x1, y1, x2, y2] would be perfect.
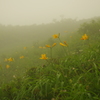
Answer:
[0, 0, 100, 25]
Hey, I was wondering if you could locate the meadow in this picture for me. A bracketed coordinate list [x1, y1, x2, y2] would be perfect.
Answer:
[0, 18, 100, 100]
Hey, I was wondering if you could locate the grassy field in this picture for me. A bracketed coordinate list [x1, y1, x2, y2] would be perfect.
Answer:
[0, 20, 100, 100]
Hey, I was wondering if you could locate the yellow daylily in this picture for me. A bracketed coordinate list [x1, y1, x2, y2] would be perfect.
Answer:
[24, 47, 27, 49]
[6, 65, 10, 69]
[60, 43, 67, 46]
[60, 41, 68, 46]
[52, 43, 56, 47]
[39, 46, 43, 48]
[52, 34, 59, 38]
[63, 41, 68, 46]
[70, 36, 72, 38]
[40, 54, 48, 59]
[45, 43, 57, 48]
[8, 57, 14, 62]
[20, 56, 24, 59]
[81, 34, 89, 40]
[45, 45, 51, 48]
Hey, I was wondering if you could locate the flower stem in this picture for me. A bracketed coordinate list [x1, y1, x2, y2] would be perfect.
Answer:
[58, 38, 67, 56]
[50, 48, 52, 59]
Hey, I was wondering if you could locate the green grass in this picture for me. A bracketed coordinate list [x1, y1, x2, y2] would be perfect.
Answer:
[0, 27, 100, 100]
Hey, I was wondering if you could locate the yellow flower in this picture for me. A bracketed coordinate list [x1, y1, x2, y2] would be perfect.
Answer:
[60, 41, 68, 46]
[6, 65, 10, 69]
[40, 54, 48, 59]
[52, 34, 59, 38]
[39, 46, 43, 48]
[60, 43, 67, 46]
[24, 47, 27, 49]
[81, 34, 89, 40]
[45, 43, 57, 48]
[8, 57, 14, 61]
[63, 41, 68, 46]
[52, 43, 56, 47]
[20, 56, 24, 59]
[45, 45, 51, 48]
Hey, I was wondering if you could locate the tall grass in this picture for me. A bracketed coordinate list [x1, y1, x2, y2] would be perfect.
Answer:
[0, 22, 100, 100]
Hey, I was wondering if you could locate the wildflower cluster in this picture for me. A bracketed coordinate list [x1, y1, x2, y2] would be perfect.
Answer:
[2, 33, 89, 70]
[45, 43, 57, 48]
[40, 33, 89, 60]
[5, 57, 14, 62]
[4, 55, 25, 69]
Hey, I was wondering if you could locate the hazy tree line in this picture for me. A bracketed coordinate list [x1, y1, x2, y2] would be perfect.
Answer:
[0, 17, 100, 49]
[78, 19, 100, 35]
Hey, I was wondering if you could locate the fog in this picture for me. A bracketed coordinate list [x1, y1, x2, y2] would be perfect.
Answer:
[0, 0, 100, 54]
[0, 0, 100, 25]
[1, 0, 100, 85]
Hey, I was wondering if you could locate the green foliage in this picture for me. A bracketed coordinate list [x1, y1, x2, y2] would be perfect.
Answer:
[0, 17, 100, 100]
[78, 19, 100, 35]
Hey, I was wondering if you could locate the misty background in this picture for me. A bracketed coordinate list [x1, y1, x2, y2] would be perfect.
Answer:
[0, 0, 100, 25]
[0, 0, 100, 85]
[0, 0, 100, 55]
